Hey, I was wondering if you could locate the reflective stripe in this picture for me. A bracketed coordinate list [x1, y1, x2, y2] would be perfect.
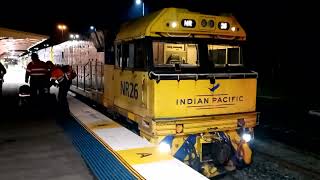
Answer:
[31, 68, 47, 71]
[65, 73, 69, 80]
[52, 75, 64, 82]
[58, 77, 65, 83]
[26, 69, 31, 72]
[30, 73, 47, 76]
[19, 94, 30, 97]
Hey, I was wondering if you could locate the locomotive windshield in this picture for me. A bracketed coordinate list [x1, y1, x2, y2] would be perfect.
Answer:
[207, 45, 241, 66]
[152, 41, 199, 67]
[151, 39, 243, 72]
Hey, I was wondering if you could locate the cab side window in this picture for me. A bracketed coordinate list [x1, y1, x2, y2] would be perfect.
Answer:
[115, 44, 129, 69]
[115, 41, 146, 70]
[128, 44, 135, 68]
[121, 44, 129, 68]
[134, 40, 146, 69]
[115, 44, 121, 68]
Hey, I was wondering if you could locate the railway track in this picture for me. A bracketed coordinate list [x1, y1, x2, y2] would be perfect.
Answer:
[255, 149, 320, 180]
[218, 140, 320, 180]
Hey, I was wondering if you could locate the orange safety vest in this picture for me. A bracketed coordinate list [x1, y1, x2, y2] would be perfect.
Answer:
[51, 67, 65, 82]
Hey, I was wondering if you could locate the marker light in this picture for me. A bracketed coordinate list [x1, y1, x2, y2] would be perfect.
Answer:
[159, 142, 171, 153]
[171, 21, 177, 28]
[242, 133, 252, 143]
[231, 27, 236, 32]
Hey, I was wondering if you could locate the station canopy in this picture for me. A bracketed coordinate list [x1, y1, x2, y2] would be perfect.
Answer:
[0, 27, 48, 59]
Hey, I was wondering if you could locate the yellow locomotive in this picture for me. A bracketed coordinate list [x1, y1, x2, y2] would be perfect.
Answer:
[102, 8, 258, 177]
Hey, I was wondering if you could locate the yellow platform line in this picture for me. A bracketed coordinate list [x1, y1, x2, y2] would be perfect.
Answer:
[117, 146, 172, 165]
[86, 120, 121, 129]
[70, 114, 146, 180]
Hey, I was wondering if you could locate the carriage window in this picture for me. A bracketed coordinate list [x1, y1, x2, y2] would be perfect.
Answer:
[153, 41, 199, 67]
[208, 45, 241, 65]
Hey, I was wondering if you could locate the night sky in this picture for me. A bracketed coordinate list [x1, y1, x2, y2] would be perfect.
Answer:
[0, 0, 291, 35]
[0, 0, 316, 100]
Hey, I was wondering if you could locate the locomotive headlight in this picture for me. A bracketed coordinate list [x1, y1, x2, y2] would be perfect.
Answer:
[231, 26, 236, 32]
[242, 133, 252, 143]
[159, 142, 171, 153]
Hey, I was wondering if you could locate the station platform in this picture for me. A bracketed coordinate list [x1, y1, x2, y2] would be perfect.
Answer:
[68, 96, 208, 180]
[0, 82, 94, 180]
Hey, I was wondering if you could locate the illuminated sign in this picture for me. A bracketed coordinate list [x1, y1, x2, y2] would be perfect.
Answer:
[181, 19, 196, 28]
[218, 22, 230, 30]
